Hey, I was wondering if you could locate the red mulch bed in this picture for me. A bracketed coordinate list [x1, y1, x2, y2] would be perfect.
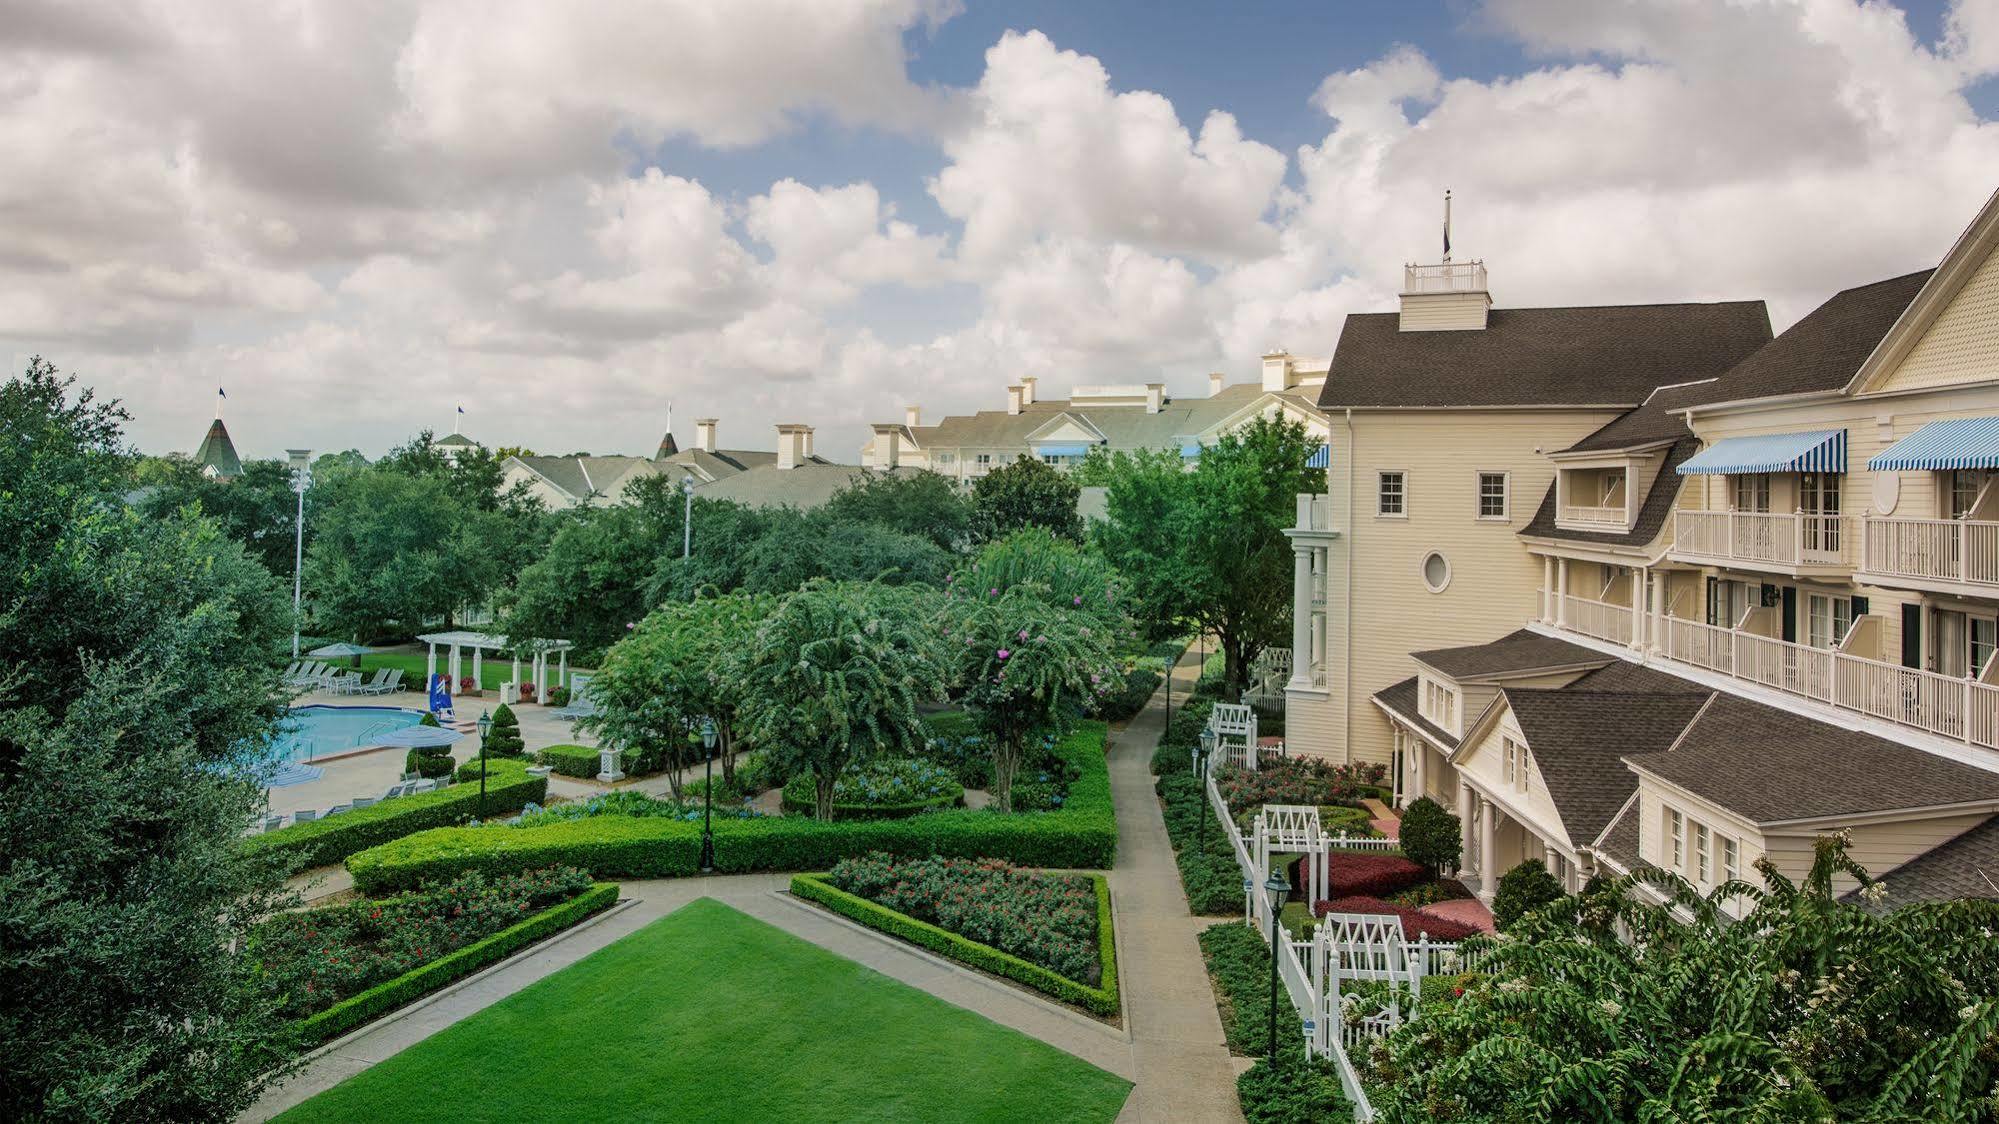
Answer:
[1313, 896, 1482, 941]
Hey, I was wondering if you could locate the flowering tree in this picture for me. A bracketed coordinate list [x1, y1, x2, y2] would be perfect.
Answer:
[739, 581, 946, 820]
[1365, 835, 1999, 1121]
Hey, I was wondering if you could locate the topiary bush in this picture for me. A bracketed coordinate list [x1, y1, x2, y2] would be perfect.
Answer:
[1308, 852, 1428, 900]
[778, 758, 964, 820]
[481, 703, 524, 757]
[419, 711, 441, 728]
[1235, 1057, 1350, 1123]
[1397, 796, 1461, 874]
[1491, 858, 1566, 932]
[404, 749, 455, 778]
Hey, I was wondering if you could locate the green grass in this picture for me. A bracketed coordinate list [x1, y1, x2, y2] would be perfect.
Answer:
[321, 650, 593, 693]
[275, 898, 1132, 1123]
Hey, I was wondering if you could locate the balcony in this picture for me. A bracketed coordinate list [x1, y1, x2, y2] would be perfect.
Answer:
[1290, 493, 1338, 538]
[1559, 503, 1628, 529]
[1860, 518, 1999, 595]
[1402, 261, 1487, 294]
[1670, 510, 1855, 574]
[1544, 592, 1635, 645]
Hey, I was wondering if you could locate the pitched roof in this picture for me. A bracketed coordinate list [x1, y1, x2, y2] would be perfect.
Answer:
[1625, 693, 1999, 824]
[697, 463, 926, 510]
[436, 432, 477, 447]
[193, 419, 242, 478]
[512, 454, 664, 500]
[1411, 628, 1610, 681]
[659, 447, 776, 480]
[1373, 677, 1458, 748]
[1504, 688, 1711, 844]
[656, 432, 679, 459]
[1520, 437, 1699, 547]
[1844, 814, 1999, 912]
[901, 382, 1324, 453]
[1592, 797, 1645, 873]
[1316, 300, 1772, 410]
[1689, 270, 1932, 404]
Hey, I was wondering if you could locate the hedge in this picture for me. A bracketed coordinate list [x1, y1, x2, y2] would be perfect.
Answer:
[294, 882, 618, 1047]
[245, 759, 548, 872]
[348, 722, 1116, 894]
[790, 872, 1119, 1017]
[778, 771, 965, 820]
[1200, 920, 1278, 1057]
[535, 742, 642, 780]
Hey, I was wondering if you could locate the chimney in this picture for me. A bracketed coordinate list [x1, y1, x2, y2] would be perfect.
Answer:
[775, 424, 811, 470]
[871, 424, 902, 470]
[802, 428, 815, 460]
[1007, 385, 1024, 415]
[1261, 349, 1293, 392]
[1145, 383, 1165, 414]
[695, 418, 718, 454]
[1399, 260, 1491, 332]
[905, 404, 921, 429]
[1019, 376, 1037, 406]
[1209, 372, 1226, 397]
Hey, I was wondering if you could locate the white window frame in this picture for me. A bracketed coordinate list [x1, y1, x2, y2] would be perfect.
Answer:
[1733, 472, 1771, 513]
[1418, 550, 1451, 593]
[1377, 470, 1407, 518]
[1513, 740, 1530, 794]
[1666, 807, 1685, 871]
[974, 453, 993, 468]
[935, 451, 955, 465]
[1501, 737, 1517, 787]
[1477, 471, 1510, 521]
[1693, 822, 1711, 885]
[1806, 593, 1855, 651]
[1721, 836, 1741, 882]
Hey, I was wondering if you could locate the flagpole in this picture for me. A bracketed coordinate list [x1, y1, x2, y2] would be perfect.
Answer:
[1443, 189, 1452, 263]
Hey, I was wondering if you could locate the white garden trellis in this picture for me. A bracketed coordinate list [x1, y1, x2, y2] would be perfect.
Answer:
[1208, 702, 1260, 771]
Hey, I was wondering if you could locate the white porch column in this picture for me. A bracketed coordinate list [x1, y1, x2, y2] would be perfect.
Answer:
[1556, 559, 1569, 625]
[1288, 545, 1314, 689]
[1651, 568, 1667, 651]
[1457, 782, 1474, 877]
[1632, 567, 1646, 650]
[448, 644, 461, 696]
[426, 643, 437, 691]
[1479, 798, 1499, 899]
[1542, 555, 1555, 621]
[472, 647, 482, 691]
[559, 648, 568, 687]
[1412, 739, 1426, 804]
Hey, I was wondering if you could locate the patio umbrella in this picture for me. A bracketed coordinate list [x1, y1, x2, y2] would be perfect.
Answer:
[308, 641, 374, 668]
[377, 726, 466, 749]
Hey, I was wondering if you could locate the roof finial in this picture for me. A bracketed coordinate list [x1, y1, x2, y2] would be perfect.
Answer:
[1443, 189, 1453, 264]
[216, 386, 226, 421]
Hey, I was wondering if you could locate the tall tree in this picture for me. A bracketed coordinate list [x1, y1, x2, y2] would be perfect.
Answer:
[823, 469, 975, 552]
[134, 455, 308, 578]
[302, 467, 507, 641]
[739, 582, 945, 820]
[501, 504, 677, 662]
[1075, 446, 1191, 640]
[0, 358, 298, 1119]
[971, 455, 1084, 542]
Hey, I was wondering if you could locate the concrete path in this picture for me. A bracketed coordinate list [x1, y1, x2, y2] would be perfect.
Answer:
[245, 640, 1242, 1123]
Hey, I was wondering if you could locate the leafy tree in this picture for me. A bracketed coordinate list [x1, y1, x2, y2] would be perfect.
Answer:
[583, 591, 775, 795]
[823, 469, 975, 552]
[739, 582, 945, 820]
[134, 455, 307, 578]
[502, 504, 677, 661]
[1090, 415, 1318, 691]
[1076, 446, 1187, 640]
[302, 466, 509, 641]
[481, 703, 525, 758]
[971, 455, 1083, 542]
[1491, 858, 1565, 931]
[952, 527, 1123, 627]
[1396, 796, 1461, 875]
[1367, 836, 1999, 1122]
[0, 358, 297, 1119]
[647, 503, 951, 603]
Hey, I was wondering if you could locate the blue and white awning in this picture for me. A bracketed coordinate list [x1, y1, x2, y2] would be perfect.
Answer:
[1868, 417, 1999, 472]
[1034, 443, 1094, 457]
[1306, 443, 1330, 469]
[1677, 429, 1846, 476]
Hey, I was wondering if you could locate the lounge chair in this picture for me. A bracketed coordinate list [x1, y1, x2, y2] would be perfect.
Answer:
[263, 814, 284, 832]
[325, 671, 364, 695]
[551, 675, 597, 721]
[358, 669, 403, 696]
[352, 796, 377, 809]
[324, 803, 351, 817]
[292, 809, 317, 823]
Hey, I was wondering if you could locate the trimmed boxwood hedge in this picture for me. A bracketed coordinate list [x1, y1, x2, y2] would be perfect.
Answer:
[790, 871, 1119, 1017]
[295, 882, 618, 1047]
[348, 722, 1116, 894]
[245, 759, 548, 872]
[777, 766, 965, 820]
[535, 742, 643, 779]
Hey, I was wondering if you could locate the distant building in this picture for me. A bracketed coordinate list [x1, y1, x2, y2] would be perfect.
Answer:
[499, 417, 829, 509]
[194, 391, 243, 479]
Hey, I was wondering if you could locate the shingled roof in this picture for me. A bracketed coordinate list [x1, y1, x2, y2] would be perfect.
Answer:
[193, 418, 242, 479]
[1687, 270, 1932, 403]
[1520, 437, 1699, 547]
[1411, 628, 1610, 681]
[1316, 300, 1772, 410]
[1504, 688, 1711, 845]
[1373, 677, 1458, 748]
[1844, 815, 1999, 912]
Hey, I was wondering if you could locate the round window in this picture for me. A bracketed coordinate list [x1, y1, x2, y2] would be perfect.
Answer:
[1420, 551, 1451, 593]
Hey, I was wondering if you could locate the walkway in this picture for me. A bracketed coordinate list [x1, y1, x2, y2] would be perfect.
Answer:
[245, 642, 1242, 1123]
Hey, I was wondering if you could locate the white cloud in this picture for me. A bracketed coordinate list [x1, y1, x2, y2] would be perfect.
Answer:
[745, 180, 952, 304]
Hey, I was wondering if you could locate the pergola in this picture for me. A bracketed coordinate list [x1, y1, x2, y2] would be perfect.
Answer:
[416, 630, 575, 700]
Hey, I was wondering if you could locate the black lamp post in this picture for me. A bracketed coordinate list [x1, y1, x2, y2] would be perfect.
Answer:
[475, 709, 492, 817]
[1264, 868, 1292, 1070]
[699, 717, 718, 873]
[1195, 725, 1216, 853]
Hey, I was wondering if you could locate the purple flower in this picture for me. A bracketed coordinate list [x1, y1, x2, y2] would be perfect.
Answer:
[1017, 629, 1028, 640]
[997, 649, 1011, 660]
[1072, 596, 1082, 606]
[988, 587, 999, 596]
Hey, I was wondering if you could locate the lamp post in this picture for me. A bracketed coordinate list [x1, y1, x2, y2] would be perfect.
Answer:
[476, 709, 492, 818]
[1195, 726, 1216, 853]
[680, 474, 695, 560]
[287, 449, 312, 658]
[699, 717, 718, 872]
[1264, 869, 1292, 1071]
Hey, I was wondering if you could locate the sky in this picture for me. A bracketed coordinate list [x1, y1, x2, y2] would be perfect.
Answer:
[5, 0, 1999, 463]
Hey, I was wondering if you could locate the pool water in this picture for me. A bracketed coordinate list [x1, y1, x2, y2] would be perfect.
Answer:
[273, 705, 425, 763]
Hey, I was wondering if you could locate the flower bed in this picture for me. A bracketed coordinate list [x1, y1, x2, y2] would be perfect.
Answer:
[251, 866, 616, 1045]
[243, 758, 548, 872]
[346, 722, 1117, 894]
[1214, 758, 1389, 819]
[1199, 921, 1278, 1057]
[779, 758, 965, 819]
[1312, 896, 1482, 941]
[791, 860, 1118, 1017]
[505, 791, 764, 827]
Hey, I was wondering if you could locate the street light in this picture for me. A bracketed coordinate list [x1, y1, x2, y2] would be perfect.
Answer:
[680, 474, 696, 560]
[699, 717, 718, 872]
[1264, 868, 1292, 1071]
[1195, 725, 1217, 852]
[287, 449, 312, 658]
[476, 709, 492, 817]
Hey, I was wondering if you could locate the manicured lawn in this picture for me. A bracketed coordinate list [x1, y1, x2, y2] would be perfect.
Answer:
[335, 650, 592, 693]
[275, 898, 1132, 1123]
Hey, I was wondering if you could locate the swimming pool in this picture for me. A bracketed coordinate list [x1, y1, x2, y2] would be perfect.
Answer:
[273, 705, 425, 763]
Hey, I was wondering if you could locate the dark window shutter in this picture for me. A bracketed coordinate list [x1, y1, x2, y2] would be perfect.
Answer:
[1902, 603, 1922, 669]
[1852, 595, 1869, 617]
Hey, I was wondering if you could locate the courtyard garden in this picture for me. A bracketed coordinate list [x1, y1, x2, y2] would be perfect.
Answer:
[273, 899, 1133, 1123]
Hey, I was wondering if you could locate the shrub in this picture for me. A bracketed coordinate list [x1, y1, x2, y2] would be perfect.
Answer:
[1491, 858, 1566, 932]
[1236, 1057, 1349, 1124]
[778, 758, 964, 819]
[418, 711, 441, 728]
[1302, 853, 1428, 900]
[825, 853, 1101, 984]
[1199, 921, 1279, 1057]
[1156, 772, 1244, 915]
[481, 703, 524, 757]
[1319, 805, 1376, 838]
[1397, 796, 1461, 874]
[547, 686, 571, 708]
[1214, 758, 1387, 816]
[404, 750, 455, 778]
[506, 791, 764, 827]
[243, 759, 547, 871]
[1090, 666, 1161, 722]
[347, 723, 1115, 893]
[918, 711, 993, 790]
[536, 742, 642, 779]
[1312, 896, 1481, 941]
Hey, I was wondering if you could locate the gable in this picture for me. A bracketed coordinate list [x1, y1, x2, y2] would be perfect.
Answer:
[1865, 241, 1999, 395]
[1203, 394, 1331, 442]
[1026, 413, 1108, 445]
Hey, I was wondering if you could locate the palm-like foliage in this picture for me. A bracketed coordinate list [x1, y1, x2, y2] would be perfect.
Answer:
[1368, 835, 1999, 1122]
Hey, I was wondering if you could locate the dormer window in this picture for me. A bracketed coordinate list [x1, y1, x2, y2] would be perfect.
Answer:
[1419, 677, 1458, 732]
[1555, 463, 1633, 529]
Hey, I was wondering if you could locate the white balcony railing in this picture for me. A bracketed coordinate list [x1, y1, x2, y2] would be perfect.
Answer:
[1294, 493, 1337, 535]
[1402, 261, 1487, 294]
[1861, 518, 1999, 589]
[1559, 593, 1634, 645]
[1673, 510, 1854, 569]
[1559, 504, 1628, 528]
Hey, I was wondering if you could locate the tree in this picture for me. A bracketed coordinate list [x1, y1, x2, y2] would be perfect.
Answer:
[1367, 837, 1999, 1122]
[1490, 858, 1565, 931]
[952, 528, 1124, 629]
[582, 591, 775, 795]
[482, 703, 525, 757]
[971, 455, 1083, 542]
[302, 466, 508, 641]
[1077, 446, 1190, 640]
[739, 582, 945, 820]
[502, 504, 677, 662]
[134, 455, 307, 578]
[823, 469, 975, 552]
[646, 503, 952, 603]
[0, 358, 297, 1119]
[1091, 415, 1319, 692]
[1397, 796, 1461, 874]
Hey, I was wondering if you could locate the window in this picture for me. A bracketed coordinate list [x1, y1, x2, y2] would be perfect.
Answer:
[1422, 680, 1457, 729]
[1976, 618, 1998, 678]
[1501, 737, 1518, 787]
[1038, 453, 1080, 468]
[1694, 823, 1712, 884]
[1722, 837, 1741, 882]
[1806, 593, 1854, 651]
[1478, 472, 1508, 519]
[1950, 470, 1987, 519]
[1733, 473, 1771, 513]
[974, 453, 993, 468]
[935, 452, 955, 465]
[1707, 578, 1752, 629]
[1420, 551, 1451, 593]
[1800, 472, 1843, 554]
[1666, 808, 1685, 870]
[1377, 471, 1406, 517]
[1600, 471, 1625, 506]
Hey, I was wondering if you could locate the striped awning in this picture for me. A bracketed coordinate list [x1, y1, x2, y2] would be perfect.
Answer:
[1676, 429, 1846, 476]
[1868, 417, 1999, 472]
[1034, 443, 1094, 457]
[1306, 443, 1330, 469]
